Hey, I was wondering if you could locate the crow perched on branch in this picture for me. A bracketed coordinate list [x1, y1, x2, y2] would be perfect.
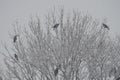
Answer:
[53, 23, 59, 29]
[14, 54, 18, 61]
[13, 35, 19, 43]
[54, 64, 61, 76]
[54, 67, 59, 76]
[102, 23, 110, 30]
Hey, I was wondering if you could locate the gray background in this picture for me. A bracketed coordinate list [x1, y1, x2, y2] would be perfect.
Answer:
[0, 0, 120, 68]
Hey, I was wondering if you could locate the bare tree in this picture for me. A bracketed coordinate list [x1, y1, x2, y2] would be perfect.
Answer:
[2, 8, 118, 80]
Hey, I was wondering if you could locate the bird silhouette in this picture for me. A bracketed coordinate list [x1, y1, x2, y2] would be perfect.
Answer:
[54, 67, 59, 76]
[13, 35, 18, 43]
[53, 24, 59, 29]
[54, 64, 61, 76]
[14, 54, 18, 61]
[102, 23, 110, 30]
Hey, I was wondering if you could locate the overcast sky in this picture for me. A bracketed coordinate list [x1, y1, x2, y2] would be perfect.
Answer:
[0, 0, 120, 68]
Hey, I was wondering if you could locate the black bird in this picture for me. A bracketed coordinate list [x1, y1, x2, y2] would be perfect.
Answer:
[102, 23, 110, 30]
[54, 64, 61, 76]
[54, 67, 59, 76]
[13, 35, 18, 43]
[53, 23, 59, 29]
[14, 54, 18, 61]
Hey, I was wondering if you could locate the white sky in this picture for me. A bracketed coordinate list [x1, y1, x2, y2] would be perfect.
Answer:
[0, 0, 120, 68]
